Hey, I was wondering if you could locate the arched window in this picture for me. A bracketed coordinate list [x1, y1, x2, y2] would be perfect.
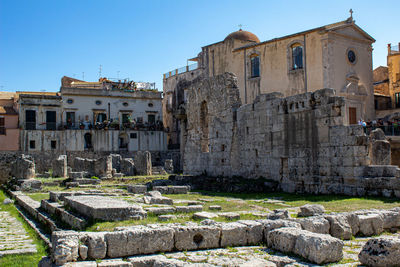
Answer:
[250, 54, 260, 77]
[200, 101, 209, 153]
[291, 44, 303, 70]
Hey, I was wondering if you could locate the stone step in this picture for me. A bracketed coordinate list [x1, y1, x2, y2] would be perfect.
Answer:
[40, 200, 87, 230]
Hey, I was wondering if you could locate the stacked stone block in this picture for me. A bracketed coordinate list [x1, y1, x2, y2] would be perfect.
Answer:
[182, 73, 400, 198]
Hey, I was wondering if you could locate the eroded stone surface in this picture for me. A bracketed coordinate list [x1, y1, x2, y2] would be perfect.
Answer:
[63, 195, 146, 221]
[358, 236, 400, 267]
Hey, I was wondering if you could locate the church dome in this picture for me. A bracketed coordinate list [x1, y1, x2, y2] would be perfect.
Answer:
[224, 29, 260, 43]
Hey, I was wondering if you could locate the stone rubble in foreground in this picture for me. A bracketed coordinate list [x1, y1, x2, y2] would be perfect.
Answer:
[38, 232, 400, 266]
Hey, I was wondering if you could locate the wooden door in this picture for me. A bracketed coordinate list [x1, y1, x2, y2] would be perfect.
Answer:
[349, 107, 357, 125]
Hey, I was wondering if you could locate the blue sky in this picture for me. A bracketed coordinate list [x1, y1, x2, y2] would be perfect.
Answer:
[0, 0, 399, 92]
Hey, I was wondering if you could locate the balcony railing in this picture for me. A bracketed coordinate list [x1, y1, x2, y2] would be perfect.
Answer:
[164, 63, 198, 79]
[389, 45, 399, 55]
[46, 122, 57, 130]
[364, 125, 400, 136]
[25, 122, 36, 130]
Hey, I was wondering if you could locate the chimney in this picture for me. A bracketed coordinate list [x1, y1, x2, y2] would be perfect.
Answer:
[388, 43, 392, 55]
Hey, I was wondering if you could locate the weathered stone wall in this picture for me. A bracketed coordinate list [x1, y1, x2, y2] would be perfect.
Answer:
[0, 150, 180, 184]
[183, 73, 400, 197]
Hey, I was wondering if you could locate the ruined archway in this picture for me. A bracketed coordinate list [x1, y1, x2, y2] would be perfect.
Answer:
[200, 101, 209, 152]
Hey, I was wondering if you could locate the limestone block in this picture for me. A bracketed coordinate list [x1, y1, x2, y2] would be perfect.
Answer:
[298, 204, 325, 217]
[370, 140, 391, 165]
[82, 232, 107, 260]
[293, 230, 343, 264]
[134, 151, 152, 175]
[95, 156, 112, 178]
[237, 220, 263, 245]
[19, 179, 42, 191]
[175, 205, 203, 213]
[267, 227, 300, 253]
[64, 195, 146, 221]
[168, 186, 190, 194]
[69, 172, 84, 179]
[79, 245, 88, 260]
[380, 210, 400, 230]
[52, 155, 67, 178]
[193, 212, 218, 220]
[11, 154, 35, 180]
[51, 231, 80, 265]
[369, 128, 386, 141]
[218, 212, 240, 220]
[358, 237, 400, 267]
[164, 159, 174, 174]
[297, 216, 330, 234]
[145, 207, 176, 215]
[143, 196, 173, 205]
[209, 205, 222, 211]
[110, 154, 122, 172]
[145, 191, 162, 198]
[121, 158, 135, 176]
[127, 185, 147, 194]
[173, 224, 221, 250]
[158, 215, 177, 221]
[220, 222, 248, 247]
[107, 226, 175, 258]
[61, 262, 97, 266]
[357, 214, 384, 236]
[97, 259, 132, 267]
[258, 219, 301, 242]
[267, 209, 290, 219]
[152, 186, 168, 194]
[127, 255, 169, 267]
[324, 214, 352, 240]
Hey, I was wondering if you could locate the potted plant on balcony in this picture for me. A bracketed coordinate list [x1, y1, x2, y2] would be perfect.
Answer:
[110, 119, 119, 130]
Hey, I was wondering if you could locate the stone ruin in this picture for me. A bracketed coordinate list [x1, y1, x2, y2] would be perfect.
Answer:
[8, 154, 42, 191]
[42, 201, 400, 266]
[180, 72, 400, 198]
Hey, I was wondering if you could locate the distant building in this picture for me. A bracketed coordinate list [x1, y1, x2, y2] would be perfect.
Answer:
[0, 92, 19, 151]
[164, 15, 375, 149]
[19, 77, 167, 152]
[373, 43, 400, 120]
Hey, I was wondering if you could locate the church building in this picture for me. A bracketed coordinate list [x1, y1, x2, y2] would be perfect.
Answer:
[163, 13, 375, 148]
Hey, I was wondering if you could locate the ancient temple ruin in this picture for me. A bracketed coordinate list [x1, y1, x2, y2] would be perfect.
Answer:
[180, 73, 399, 197]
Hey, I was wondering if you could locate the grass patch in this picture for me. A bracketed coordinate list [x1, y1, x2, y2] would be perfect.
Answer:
[26, 193, 49, 202]
[194, 191, 400, 212]
[0, 190, 48, 267]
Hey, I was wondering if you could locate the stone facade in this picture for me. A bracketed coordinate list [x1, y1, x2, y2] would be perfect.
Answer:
[164, 17, 376, 151]
[181, 73, 400, 197]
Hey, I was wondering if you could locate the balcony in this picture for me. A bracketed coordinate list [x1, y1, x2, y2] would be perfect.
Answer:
[25, 122, 36, 130]
[163, 63, 198, 79]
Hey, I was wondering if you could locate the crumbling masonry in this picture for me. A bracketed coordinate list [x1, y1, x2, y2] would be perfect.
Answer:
[182, 73, 400, 197]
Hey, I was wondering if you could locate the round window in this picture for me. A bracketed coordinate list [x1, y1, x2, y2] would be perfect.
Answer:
[347, 50, 356, 64]
[95, 100, 102, 105]
[66, 99, 74, 104]
[122, 102, 129, 107]
[148, 103, 154, 107]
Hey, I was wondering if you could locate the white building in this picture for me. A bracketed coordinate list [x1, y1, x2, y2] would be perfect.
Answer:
[19, 77, 167, 152]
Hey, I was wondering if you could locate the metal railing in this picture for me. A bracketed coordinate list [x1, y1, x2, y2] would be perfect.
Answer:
[390, 45, 399, 55]
[163, 63, 198, 79]
[25, 122, 36, 130]
[364, 125, 400, 136]
[46, 122, 57, 130]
